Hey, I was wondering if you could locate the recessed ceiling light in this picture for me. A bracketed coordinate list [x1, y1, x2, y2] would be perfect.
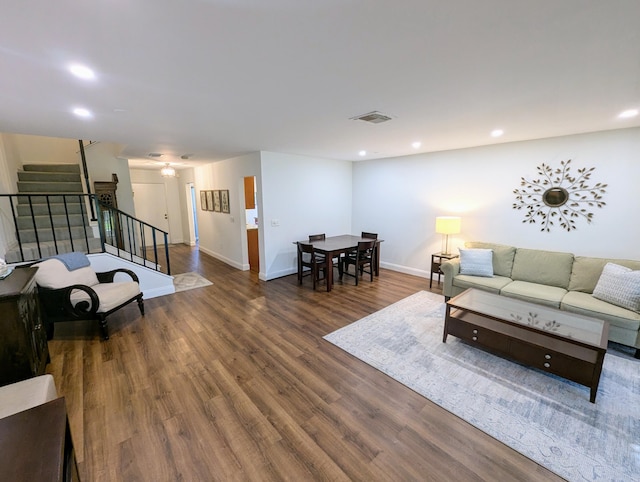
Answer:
[358, 150, 367, 156]
[491, 129, 504, 138]
[618, 109, 638, 119]
[72, 107, 92, 118]
[412, 141, 421, 149]
[69, 64, 95, 80]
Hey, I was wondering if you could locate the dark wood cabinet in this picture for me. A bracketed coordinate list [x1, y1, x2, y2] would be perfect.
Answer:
[0, 267, 49, 387]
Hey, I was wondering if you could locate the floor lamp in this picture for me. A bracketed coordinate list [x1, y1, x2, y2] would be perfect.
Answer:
[435, 216, 461, 255]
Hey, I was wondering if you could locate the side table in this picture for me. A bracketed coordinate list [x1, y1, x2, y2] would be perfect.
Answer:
[430, 253, 459, 288]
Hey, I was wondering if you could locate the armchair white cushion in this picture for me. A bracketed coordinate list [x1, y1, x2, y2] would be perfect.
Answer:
[33, 256, 144, 340]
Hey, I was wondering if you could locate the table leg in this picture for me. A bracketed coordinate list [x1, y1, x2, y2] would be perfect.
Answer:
[374, 243, 381, 276]
[326, 255, 333, 292]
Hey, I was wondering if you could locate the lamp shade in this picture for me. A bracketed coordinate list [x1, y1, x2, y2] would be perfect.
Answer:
[435, 216, 461, 235]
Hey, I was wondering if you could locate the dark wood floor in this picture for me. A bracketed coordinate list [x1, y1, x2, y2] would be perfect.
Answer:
[47, 244, 562, 481]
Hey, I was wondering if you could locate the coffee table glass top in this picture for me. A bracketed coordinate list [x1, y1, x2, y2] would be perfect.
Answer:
[448, 289, 606, 346]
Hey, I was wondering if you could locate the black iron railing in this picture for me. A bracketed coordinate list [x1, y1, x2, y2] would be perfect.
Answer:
[95, 198, 171, 275]
[0, 193, 170, 274]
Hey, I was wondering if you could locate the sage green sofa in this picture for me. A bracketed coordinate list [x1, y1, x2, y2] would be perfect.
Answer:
[440, 241, 640, 357]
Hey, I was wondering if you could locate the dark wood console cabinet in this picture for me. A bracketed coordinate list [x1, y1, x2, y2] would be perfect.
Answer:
[0, 267, 49, 387]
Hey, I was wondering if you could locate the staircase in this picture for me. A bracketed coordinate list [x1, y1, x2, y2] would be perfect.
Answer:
[4, 164, 102, 263]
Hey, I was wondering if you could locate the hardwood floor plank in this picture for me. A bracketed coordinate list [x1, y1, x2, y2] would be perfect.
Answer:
[45, 244, 561, 481]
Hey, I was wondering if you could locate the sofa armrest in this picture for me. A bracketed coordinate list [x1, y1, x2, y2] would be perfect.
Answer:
[97, 268, 140, 284]
[440, 259, 460, 298]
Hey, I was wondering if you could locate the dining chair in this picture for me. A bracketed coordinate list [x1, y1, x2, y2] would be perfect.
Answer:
[308, 233, 326, 242]
[361, 232, 379, 274]
[340, 240, 375, 285]
[297, 242, 326, 290]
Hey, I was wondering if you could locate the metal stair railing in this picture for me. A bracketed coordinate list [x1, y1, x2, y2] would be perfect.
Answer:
[0, 193, 98, 262]
[0, 193, 171, 275]
[94, 197, 171, 275]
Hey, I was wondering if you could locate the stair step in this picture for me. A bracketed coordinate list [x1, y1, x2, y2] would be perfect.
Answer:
[17, 181, 83, 193]
[22, 164, 81, 173]
[18, 171, 81, 182]
[16, 195, 87, 205]
[4, 239, 103, 264]
[17, 203, 87, 216]
[16, 214, 88, 230]
[18, 225, 97, 243]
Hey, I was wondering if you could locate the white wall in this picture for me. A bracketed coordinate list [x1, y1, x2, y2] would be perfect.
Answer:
[353, 127, 640, 278]
[260, 151, 353, 280]
[194, 152, 261, 271]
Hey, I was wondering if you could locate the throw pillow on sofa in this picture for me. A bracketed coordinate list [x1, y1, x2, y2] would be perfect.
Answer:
[459, 248, 494, 277]
[593, 262, 640, 312]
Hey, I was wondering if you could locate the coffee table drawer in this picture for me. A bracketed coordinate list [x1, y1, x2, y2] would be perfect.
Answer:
[509, 339, 595, 386]
[447, 318, 510, 353]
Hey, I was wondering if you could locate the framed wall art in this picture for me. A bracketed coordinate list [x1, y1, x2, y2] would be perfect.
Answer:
[205, 190, 214, 212]
[213, 190, 221, 212]
[221, 189, 230, 213]
[200, 191, 208, 211]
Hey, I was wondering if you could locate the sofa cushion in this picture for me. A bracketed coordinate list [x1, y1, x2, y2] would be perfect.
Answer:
[453, 274, 512, 294]
[510, 248, 574, 289]
[500, 280, 566, 308]
[465, 241, 516, 277]
[592, 263, 640, 312]
[459, 248, 493, 277]
[561, 291, 640, 332]
[569, 256, 640, 293]
[70, 281, 140, 313]
[33, 258, 99, 289]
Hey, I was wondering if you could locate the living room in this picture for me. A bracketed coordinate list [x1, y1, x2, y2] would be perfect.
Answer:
[1, 2, 639, 481]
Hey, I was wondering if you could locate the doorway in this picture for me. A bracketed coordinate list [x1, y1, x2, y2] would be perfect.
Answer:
[132, 183, 170, 245]
[244, 176, 259, 272]
[186, 182, 199, 246]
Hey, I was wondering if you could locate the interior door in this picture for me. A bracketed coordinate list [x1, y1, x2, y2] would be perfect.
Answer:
[132, 183, 170, 246]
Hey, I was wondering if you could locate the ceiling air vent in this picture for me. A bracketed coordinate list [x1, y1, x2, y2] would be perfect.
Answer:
[350, 111, 393, 124]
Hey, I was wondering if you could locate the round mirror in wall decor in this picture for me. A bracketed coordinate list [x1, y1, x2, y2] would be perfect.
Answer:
[512, 159, 607, 232]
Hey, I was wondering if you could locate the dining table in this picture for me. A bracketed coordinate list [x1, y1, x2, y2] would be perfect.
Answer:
[295, 234, 383, 292]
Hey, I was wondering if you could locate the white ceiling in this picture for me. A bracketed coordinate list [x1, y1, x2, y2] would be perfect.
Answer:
[2, 1, 639, 171]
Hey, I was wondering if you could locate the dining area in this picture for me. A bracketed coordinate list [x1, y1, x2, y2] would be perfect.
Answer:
[295, 233, 382, 292]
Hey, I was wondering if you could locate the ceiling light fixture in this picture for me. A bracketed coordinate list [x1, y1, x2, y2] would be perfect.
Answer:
[160, 163, 176, 177]
[618, 109, 638, 119]
[69, 64, 95, 80]
[358, 150, 367, 156]
[73, 107, 92, 118]
[412, 141, 422, 149]
[491, 129, 504, 138]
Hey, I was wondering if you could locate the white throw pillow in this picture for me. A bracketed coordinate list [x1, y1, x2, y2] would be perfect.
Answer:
[33, 258, 99, 289]
[593, 262, 640, 312]
[459, 248, 494, 277]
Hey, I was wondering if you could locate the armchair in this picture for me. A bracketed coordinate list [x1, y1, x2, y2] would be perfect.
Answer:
[32, 258, 144, 340]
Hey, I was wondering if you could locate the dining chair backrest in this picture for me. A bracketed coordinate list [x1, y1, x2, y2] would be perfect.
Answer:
[357, 240, 375, 257]
[361, 232, 378, 240]
[308, 233, 326, 242]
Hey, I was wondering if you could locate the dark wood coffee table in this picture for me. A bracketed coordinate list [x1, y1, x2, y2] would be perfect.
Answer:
[443, 289, 609, 403]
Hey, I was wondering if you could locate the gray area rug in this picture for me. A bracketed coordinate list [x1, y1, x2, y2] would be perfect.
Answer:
[324, 291, 640, 482]
[172, 272, 213, 292]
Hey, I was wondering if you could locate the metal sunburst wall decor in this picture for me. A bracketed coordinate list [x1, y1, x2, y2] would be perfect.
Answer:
[513, 159, 607, 232]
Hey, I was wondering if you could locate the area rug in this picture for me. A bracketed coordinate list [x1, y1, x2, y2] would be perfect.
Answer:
[172, 272, 213, 292]
[323, 291, 640, 482]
